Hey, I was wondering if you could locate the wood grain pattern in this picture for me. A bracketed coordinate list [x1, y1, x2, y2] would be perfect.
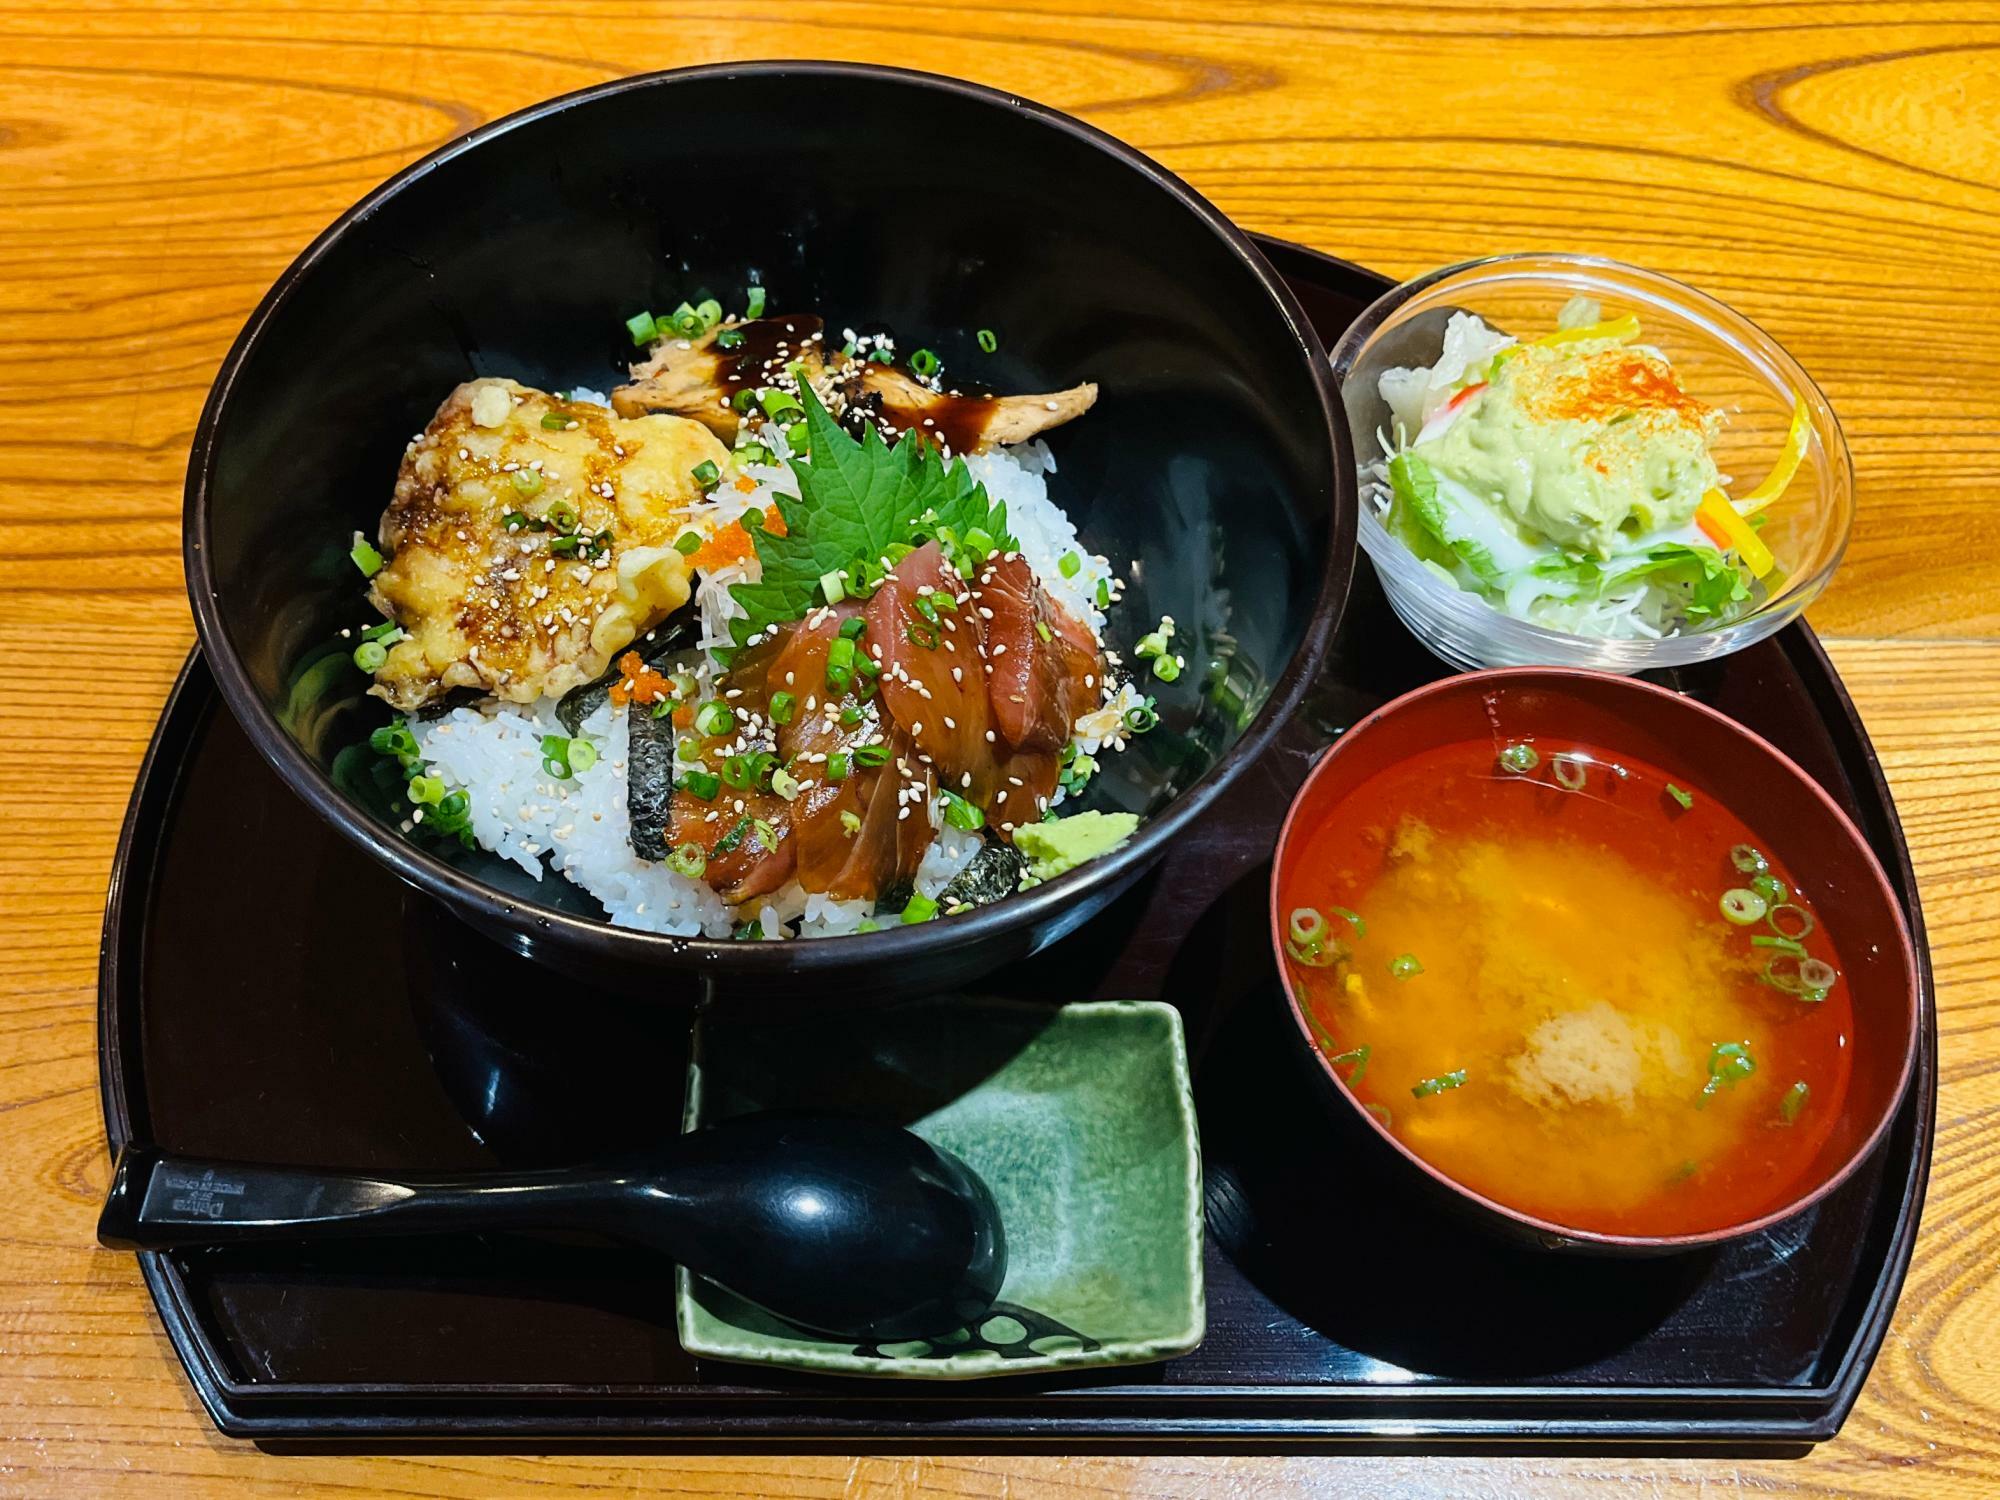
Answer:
[2, 1, 1996, 1494]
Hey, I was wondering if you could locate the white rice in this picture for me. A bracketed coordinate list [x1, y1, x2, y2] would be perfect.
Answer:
[408, 440, 1120, 939]
[414, 698, 733, 937]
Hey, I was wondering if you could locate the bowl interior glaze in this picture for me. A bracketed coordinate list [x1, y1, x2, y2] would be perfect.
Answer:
[188, 64, 1348, 986]
[1270, 669, 1918, 1252]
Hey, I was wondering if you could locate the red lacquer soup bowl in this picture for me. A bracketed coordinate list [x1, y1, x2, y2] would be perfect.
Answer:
[1269, 668, 1920, 1255]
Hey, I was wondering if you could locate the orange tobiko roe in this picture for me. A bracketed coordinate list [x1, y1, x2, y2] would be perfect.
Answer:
[688, 492, 786, 574]
[608, 651, 670, 708]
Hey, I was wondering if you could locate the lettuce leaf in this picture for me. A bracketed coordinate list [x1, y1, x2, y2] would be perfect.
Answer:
[1386, 451, 1500, 584]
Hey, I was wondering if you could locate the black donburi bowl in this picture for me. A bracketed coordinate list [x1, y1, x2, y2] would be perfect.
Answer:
[185, 63, 1353, 1002]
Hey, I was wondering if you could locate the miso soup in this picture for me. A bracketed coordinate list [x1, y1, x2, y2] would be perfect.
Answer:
[1277, 736, 1853, 1238]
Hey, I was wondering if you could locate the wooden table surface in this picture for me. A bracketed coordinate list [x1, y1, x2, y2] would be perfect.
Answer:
[5, 2, 1997, 1495]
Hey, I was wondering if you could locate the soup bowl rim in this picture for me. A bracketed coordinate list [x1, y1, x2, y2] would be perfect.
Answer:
[1267, 664, 1921, 1252]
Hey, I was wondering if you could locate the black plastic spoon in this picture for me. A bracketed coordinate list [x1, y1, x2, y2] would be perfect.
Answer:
[97, 1113, 1006, 1342]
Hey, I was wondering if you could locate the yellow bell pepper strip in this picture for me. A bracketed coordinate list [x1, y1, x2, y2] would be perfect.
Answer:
[1534, 313, 1642, 347]
[1732, 394, 1811, 517]
[1696, 489, 1775, 579]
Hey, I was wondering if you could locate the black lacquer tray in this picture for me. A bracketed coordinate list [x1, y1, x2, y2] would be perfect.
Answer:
[98, 242, 1934, 1453]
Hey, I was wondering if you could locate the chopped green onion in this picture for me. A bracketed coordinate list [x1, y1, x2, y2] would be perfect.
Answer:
[751, 817, 776, 847]
[1123, 699, 1160, 734]
[769, 766, 801, 801]
[406, 775, 445, 805]
[837, 617, 867, 641]
[1390, 953, 1424, 979]
[1720, 888, 1768, 925]
[361, 620, 404, 643]
[733, 918, 764, 941]
[1096, 578, 1112, 608]
[539, 733, 573, 779]
[352, 640, 388, 672]
[758, 388, 802, 421]
[510, 469, 545, 499]
[567, 737, 598, 774]
[370, 724, 418, 758]
[735, 441, 771, 467]
[693, 700, 733, 737]
[942, 791, 985, 831]
[732, 388, 759, 413]
[667, 843, 706, 878]
[1552, 755, 1588, 792]
[902, 893, 939, 924]
[1751, 873, 1790, 906]
[1768, 903, 1816, 941]
[1665, 782, 1694, 810]
[853, 743, 889, 768]
[1288, 907, 1325, 947]
[675, 530, 703, 555]
[678, 769, 720, 801]
[1412, 1069, 1468, 1098]
[1798, 957, 1838, 993]
[1152, 655, 1181, 683]
[826, 751, 851, 783]
[1034, 620, 1053, 644]
[744, 285, 767, 319]
[691, 459, 720, 490]
[915, 593, 940, 624]
[839, 705, 865, 727]
[1135, 631, 1167, 659]
[1329, 905, 1367, 937]
[502, 510, 532, 531]
[721, 752, 764, 790]
[1701, 1040, 1756, 1100]
[1780, 1081, 1810, 1124]
[540, 410, 570, 431]
[1364, 1102, 1393, 1129]
[906, 621, 940, 649]
[625, 310, 659, 346]
[1058, 552, 1082, 579]
[909, 348, 940, 379]
[1731, 843, 1769, 875]
[1329, 1045, 1370, 1083]
[826, 635, 857, 690]
[1285, 938, 1336, 968]
[350, 539, 384, 577]
[1753, 934, 1807, 957]
[714, 816, 752, 854]
[544, 499, 579, 534]
[820, 568, 847, 604]
[964, 526, 995, 559]
[694, 297, 722, 329]
[1498, 742, 1539, 774]
[768, 690, 796, 725]
[669, 670, 698, 700]
[868, 346, 894, 364]
[716, 326, 745, 351]
[976, 328, 998, 354]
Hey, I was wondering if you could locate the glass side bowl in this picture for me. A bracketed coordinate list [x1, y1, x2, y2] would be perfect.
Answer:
[1328, 254, 1854, 673]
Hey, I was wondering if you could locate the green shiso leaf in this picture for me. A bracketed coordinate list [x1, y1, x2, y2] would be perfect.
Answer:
[724, 385, 1016, 655]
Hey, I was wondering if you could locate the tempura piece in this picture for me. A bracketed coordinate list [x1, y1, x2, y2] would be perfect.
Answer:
[366, 378, 727, 709]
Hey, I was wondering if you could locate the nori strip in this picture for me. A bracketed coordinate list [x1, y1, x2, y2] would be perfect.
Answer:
[938, 838, 1026, 911]
[556, 608, 698, 737]
[626, 695, 680, 862]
